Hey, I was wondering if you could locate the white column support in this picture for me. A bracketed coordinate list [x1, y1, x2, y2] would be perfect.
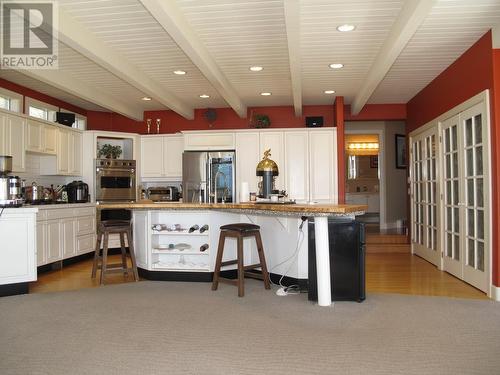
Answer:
[314, 216, 332, 307]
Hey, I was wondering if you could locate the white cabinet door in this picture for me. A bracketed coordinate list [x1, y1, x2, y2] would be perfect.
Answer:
[57, 129, 70, 174]
[285, 131, 309, 202]
[0, 113, 7, 155]
[184, 132, 235, 150]
[259, 131, 285, 191]
[6, 114, 26, 172]
[46, 220, 61, 263]
[235, 132, 260, 199]
[141, 137, 164, 177]
[36, 221, 47, 266]
[309, 130, 337, 202]
[26, 120, 43, 152]
[44, 125, 57, 154]
[164, 135, 183, 177]
[133, 211, 149, 268]
[62, 219, 76, 258]
[69, 131, 82, 176]
[0, 214, 36, 284]
[367, 194, 380, 213]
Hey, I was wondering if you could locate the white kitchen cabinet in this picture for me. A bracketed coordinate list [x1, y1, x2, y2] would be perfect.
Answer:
[36, 205, 96, 266]
[284, 131, 309, 202]
[0, 113, 26, 172]
[26, 119, 57, 155]
[46, 220, 62, 263]
[141, 135, 183, 179]
[62, 219, 76, 258]
[259, 131, 285, 191]
[235, 132, 260, 199]
[0, 209, 37, 285]
[39, 127, 82, 176]
[183, 132, 235, 150]
[346, 193, 379, 213]
[164, 135, 183, 177]
[309, 129, 337, 203]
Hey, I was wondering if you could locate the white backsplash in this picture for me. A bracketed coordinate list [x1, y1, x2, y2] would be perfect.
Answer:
[15, 154, 84, 187]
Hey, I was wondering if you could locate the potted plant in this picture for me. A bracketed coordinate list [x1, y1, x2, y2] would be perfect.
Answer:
[98, 144, 122, 159]
[253, 114, 271, 128]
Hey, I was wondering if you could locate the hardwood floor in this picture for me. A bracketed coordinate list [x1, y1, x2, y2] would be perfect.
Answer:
[30, 253, 488, 300]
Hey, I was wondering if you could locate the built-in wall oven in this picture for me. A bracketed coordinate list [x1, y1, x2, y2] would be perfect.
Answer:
[95, 159, 136, 232]
[95, 159, 136, 202]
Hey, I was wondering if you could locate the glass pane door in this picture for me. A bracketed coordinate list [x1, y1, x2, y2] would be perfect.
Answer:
[441, 115, 463, 278]
[461, 103, 489, 292]
[410, 127, 440, 265]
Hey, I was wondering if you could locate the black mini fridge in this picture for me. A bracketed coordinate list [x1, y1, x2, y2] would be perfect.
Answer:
[308, 218, 366, 302]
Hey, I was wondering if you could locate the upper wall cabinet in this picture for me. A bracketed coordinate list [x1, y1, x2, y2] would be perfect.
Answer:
[309, 129, 338, 202]
[39, 128, 83, 176]
[235, 132, 260, 194]
[284, 131, 309, 202]
[183, 132, 235, 151]
[0, 112, 26, 172]
[141, 135, 183, 179]
[26, 119, 57, 155]
[259, 131, 285, 191]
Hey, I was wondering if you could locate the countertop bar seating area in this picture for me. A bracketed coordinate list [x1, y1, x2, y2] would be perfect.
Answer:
[1, 1, 500, 373]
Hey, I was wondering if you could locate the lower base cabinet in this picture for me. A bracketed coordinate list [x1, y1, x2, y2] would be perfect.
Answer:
[37, 206, 96, 267]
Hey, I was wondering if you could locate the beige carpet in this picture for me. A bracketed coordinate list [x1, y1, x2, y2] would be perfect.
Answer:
[1, 280, 499, 375]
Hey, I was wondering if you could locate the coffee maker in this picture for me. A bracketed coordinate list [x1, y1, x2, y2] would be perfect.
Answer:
[256, 149, 279, 198]
[0, 156, 23, 208]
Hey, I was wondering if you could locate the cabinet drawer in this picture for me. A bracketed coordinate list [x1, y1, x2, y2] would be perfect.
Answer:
[46, 208, 74, 220]
[184, 132, 235, 150]
[77, 216, 95, 235]
[77, 234, 95, 255]
[74, 207, 95, 217]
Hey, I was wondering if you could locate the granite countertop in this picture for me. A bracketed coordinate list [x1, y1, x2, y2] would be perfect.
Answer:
[24, 202, 96, 210]
[96, 201, 367, 216]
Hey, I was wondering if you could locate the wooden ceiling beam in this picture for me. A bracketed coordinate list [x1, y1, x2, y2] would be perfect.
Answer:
[48, 6, 194, 119]
[351, 0, 436, 115]
[19, 69, 144, 120]
[284, 0, 302, 117]
[139, 0, 247, 118]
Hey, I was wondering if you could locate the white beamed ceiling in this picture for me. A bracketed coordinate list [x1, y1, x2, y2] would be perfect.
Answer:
[1, 0, 499, 116]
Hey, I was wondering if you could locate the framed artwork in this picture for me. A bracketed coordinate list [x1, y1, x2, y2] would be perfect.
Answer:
[395, 134, 407, 169]
[370, 155, 378, 168]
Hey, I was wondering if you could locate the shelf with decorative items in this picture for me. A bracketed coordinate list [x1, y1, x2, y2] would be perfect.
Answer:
[149, 211, 211, 272]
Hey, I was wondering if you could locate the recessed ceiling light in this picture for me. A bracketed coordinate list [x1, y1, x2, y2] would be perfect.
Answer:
[173, 70, 186, 75]
[249, 66, 263, 72]
[141, 96, 152, 101]
[199, 94, 210, 98]
[324, 90, 335, 94]
[336, 24, 356, 32]
[260, 92, 272, 96]
[329, 63, 344, 69]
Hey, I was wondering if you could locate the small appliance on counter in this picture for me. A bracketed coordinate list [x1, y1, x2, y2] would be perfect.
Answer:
[147, 186, 180, 202]
[0, 156, 23, 208]
[66, 181, 89, 203]
[256, 149, 279, 199]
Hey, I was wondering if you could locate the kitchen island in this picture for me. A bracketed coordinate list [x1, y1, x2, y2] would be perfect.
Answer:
[97, 202, 367, 307]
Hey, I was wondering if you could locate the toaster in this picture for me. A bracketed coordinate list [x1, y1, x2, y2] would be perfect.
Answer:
[147, 186, 180, 202]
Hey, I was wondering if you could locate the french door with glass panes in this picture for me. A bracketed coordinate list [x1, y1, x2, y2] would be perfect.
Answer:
[441, 102, 490, 292]
[410, 127, 440, 266]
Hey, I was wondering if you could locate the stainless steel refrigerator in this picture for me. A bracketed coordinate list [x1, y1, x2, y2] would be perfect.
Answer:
[182, 151, 236, 203]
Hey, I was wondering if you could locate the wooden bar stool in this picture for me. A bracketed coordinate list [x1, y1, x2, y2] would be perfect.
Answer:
[212, 223, 271, 297]
[91, 220, 139, 285]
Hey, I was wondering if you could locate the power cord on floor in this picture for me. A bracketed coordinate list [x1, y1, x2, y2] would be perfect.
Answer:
[269, 216, 307, 296]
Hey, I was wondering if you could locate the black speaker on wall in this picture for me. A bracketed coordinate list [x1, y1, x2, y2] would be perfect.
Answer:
[56, 112, 76, 127]
[305, 116, 323, 127]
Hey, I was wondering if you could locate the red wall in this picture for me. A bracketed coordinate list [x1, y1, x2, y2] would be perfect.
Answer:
[0, 78, 87, 116]
[406, 30, 500, 288]
[407, 31, 494, 132]
[345, 103, 406, 121]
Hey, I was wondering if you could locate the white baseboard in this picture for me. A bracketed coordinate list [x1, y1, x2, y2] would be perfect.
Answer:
[491, 285, 500, 301]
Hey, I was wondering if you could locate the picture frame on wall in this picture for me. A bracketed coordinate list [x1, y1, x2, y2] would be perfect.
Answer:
[395, 134, 407, 169]
[370, 155, 378, 168]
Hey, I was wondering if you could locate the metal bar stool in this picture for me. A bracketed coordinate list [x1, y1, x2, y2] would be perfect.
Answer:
[91, 220, 139, 285]
[212, 223, 271, 297]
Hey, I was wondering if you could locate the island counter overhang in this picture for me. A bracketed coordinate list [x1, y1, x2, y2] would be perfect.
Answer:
[97, 202, 367, 307]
